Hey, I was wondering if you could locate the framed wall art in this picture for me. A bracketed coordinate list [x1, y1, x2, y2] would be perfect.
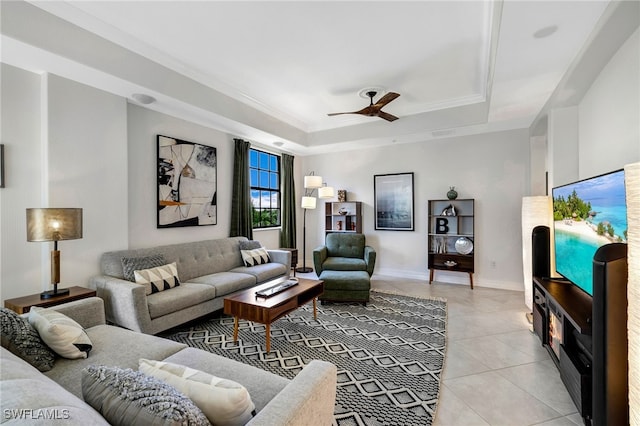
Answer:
[157, 135, 217, 228]
[0, 144, 4, 188]
[374, 172, 414, 231]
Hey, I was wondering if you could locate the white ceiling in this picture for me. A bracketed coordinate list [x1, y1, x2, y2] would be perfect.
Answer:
[4, 1, 612, 154]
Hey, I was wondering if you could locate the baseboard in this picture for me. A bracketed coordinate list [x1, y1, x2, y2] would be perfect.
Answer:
[374, 268, 524, 292]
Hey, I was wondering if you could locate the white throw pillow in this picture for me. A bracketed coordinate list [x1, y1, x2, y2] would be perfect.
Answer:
[139, 358, 255, 426]
[240, 247, 271, 267]
[134, 262, 181, 295]
[28, 307, 92, 359]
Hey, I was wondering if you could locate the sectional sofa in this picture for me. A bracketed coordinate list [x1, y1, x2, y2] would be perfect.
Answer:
[0, 297, 337, 425]
[89, 237, 291, 334]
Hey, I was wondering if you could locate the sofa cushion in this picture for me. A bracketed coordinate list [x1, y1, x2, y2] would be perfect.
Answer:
[140, 359, 255, 426]
[238, 240, 262, 250]
[186, 271, 256, 298]
[240, 247, 271, 267]
[321, 256, 367, 271]
[163, 347, 290, 414]
[0, 308, 55, 372]
[231, 262, 289, 284]
[0, 347, 109, 425]
[121, 254, 166, 281]
[134, 262, 181, 295]
[45, 324, 187, 398]
[147, 284, 217, 319]
[29, 307, 93, 359]
[82, 365, 211, 426]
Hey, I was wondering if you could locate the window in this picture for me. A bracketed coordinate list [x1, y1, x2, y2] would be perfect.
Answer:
[249, 149, 281, 228]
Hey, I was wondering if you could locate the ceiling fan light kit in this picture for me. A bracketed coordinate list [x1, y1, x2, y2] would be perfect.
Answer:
[328, 89, 401, 122]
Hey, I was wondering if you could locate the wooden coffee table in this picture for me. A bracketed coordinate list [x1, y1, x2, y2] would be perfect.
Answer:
[223, 277, 324, 352]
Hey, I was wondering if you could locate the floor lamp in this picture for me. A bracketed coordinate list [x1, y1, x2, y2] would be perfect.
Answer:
[296, 173, 333, 273]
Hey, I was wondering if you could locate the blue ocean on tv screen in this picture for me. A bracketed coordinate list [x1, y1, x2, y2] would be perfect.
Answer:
[553, 170, 627, 296]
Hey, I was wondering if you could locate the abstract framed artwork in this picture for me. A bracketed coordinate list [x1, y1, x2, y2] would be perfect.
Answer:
[157, 135, 217, 228]
[0, 144, 4, 188]
[374, 172, 415, 231]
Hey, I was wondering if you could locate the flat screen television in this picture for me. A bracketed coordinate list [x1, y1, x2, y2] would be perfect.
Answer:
[552, 169, 627, 296]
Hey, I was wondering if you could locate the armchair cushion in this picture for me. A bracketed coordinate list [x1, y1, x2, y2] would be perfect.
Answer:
[313, 233, 376, 277]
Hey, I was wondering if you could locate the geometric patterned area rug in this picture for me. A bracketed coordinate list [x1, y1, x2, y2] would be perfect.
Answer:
[164, 291, 447, 426]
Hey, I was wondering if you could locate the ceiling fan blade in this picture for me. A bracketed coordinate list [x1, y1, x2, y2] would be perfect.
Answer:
[373, 92, 400, 110]
[328, 105, 374, 117]
[377, 111, 399, 122]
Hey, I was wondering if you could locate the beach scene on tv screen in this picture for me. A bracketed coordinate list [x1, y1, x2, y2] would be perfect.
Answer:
[553, 170, 627, 295]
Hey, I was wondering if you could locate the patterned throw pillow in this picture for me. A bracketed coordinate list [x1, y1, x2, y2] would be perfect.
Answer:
[121, 254, 166, 282]
[240, 247, 271, 267]
[134, 262, 181, 295]
[28, 307, 93, 359]
[82, 365, 211, 426]
[0, 308, 55, 372]
[139, 359, 255, 426]
[238, 240, 262, 251]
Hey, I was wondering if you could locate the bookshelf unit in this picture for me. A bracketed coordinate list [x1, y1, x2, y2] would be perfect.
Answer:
[325, 201, 362, 234]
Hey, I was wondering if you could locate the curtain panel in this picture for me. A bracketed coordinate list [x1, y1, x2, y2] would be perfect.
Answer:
[230, 138, 253, 239]
[280, 153, 296, 248]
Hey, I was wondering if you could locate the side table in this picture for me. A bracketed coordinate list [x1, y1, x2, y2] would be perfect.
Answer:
[279, 248, 298, 276]
[4, 286, 97, 314]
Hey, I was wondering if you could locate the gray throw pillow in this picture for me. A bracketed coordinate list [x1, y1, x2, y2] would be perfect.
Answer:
[121, 254, 166, 281]
[0, 308, 55, 372]
[82, 365, 211, 426]
[238, 240, 262, 250]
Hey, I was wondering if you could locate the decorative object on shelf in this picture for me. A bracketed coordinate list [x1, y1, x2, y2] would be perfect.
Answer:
[157, 135, 217, 228]
[455, 237, 473, 255]
[298, 172, 334, 273]
[338, 207, 348, 215]
[350, 222, 356, 231]
[444, 260, 457, 268]
[337, 190, 347, 202]
[337, 221, 343, 230]
[374, 172, 415, 231]
[447, 187, 458, 200]
[26, 208, 83, 299]
[441, 204, 456, 216]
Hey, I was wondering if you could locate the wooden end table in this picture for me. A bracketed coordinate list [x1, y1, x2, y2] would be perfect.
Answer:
[4, 286, 97, 314]
[223, 277, 323, 352]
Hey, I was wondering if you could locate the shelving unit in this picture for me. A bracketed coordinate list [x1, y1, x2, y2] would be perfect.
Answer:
[325, 201, 362, 234]
[427, 198, 475, 288]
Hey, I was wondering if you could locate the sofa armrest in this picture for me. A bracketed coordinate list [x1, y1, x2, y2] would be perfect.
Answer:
[313, 246, 328, 276]
[364, 245, 376, 276]
[248, 360, 337, 426]
[267, 249, 291, 271]
[88, 275, 152, 333]
[43, 297, 106, 329]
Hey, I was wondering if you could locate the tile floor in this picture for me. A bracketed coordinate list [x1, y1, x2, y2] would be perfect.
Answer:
[297, 271, 583, 426]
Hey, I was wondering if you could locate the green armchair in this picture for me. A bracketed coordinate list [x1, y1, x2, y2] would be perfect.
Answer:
[313, 233, 376, 276]
[313, 233, 376, 304]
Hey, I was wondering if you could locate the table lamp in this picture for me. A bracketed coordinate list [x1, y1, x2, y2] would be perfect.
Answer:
[26, 208, 83, 299]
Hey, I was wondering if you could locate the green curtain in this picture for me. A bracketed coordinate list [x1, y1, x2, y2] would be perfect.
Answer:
[230, 138, 253, 239]
[279, 153, 297, 248]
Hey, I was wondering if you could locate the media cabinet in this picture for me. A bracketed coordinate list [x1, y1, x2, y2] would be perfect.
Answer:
[532, 243, 628, 426]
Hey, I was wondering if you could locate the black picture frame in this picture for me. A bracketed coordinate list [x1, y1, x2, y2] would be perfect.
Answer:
[157, 135, 217, 228]
[374, 172, 415, 231]
[0, 144, 4, 188]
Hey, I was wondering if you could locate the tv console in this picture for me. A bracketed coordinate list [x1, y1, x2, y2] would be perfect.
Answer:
[533, 276, 593, 420]
[532, 243, 629, 426]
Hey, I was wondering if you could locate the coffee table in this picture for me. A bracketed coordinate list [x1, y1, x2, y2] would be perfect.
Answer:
[223, 277, 324, 352]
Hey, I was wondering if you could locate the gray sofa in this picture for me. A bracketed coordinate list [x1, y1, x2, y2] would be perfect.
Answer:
[0, 297, 337, 425]
[89, 237, 291, 334]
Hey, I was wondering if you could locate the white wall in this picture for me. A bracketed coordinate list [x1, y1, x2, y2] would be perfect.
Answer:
[579, 28, 640, 178]
[301, 128, 531, 291]
[0, 70, 128, 301]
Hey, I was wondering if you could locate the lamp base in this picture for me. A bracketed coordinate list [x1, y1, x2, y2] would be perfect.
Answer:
[40, 287, 70, 300]
[295, 267, 314, 273]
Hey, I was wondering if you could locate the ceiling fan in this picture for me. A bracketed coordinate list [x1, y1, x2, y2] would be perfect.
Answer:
[328, 91, 400, 122]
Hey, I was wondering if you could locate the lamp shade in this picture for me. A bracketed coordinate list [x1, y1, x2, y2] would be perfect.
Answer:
[521, 196, 552, 310]
[26, 208, 83, 242]
[625, 162, 640, 424]
[318, 186, 335, 199]
[301, 196, 316, 209]
[304, 175, 323, 189]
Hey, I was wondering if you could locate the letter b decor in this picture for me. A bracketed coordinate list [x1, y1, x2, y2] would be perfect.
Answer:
[436, 218, 449, 234]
